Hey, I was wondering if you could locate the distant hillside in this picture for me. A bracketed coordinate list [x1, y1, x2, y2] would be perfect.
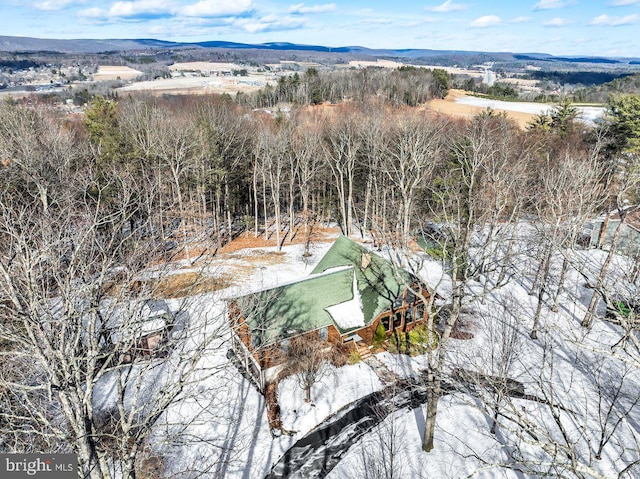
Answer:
[0, 36, 181, 53]
[2, 35, 640, 66]
[514, 54, 622, 65]
[573, 72, 640, 103]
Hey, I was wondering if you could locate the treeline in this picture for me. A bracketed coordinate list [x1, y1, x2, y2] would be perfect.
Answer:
[1, 92, 637, 260]
[242, 66, 450, 108]
[525, 70, 632, 87]
[451, 77, 520, 100]
[570, 72, 640, 103]
[454, 70, 640, 104]
[0, 59, 40, 70]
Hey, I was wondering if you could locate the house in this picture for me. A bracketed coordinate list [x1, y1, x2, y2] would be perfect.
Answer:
[103, 299, 175, 363]
[229, 236, 434, 390]
[586, 206, 640, 258]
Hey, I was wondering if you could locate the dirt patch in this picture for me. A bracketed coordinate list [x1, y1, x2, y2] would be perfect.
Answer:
[142, 271, 233, 299]
[218, 250, 288, 273]
[219, 226, 340, 254]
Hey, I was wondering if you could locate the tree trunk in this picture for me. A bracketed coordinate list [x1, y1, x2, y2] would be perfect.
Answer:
[490, 398, 500, 435]
[597, 212, 610, 248]
[552, 256, 569, 313]
[347, 171, 354, 237]
[172, 168, 189, 262]
[582, 214, 627, 327]
[529, 245, 545, 296]
[422, 371, 438, 452]
[363, 172, 372, 234]
[253, 165, 259, 238]
[305, 385, 311, 403]
[224, 177, 232, 236]
[531, 245, 552, 339]
[262, 171, 268, 239]
[289, 184, 295, 242]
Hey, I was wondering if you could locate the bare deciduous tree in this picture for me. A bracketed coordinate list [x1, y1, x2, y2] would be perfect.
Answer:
[286, 336, 329, 403]
[0, 167, 224, 479]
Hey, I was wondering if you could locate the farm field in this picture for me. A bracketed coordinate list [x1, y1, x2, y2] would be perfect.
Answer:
[92, 65, 143, 81]
[116, 74, 274, 95]
[168, 62, 244, 73]
[427, 89, 606, 127]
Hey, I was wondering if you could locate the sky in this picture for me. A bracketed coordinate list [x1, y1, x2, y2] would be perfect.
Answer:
[1, 0, 640, 57]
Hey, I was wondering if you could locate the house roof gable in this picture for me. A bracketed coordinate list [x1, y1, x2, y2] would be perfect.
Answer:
[311, 236, 410, 325]
[237, 267, 354, 348]
[234, 236, 412, 348]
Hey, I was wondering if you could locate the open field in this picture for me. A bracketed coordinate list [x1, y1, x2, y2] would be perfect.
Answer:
[92, 65, 143, 81]
[426, 89, 537, 128]
[168, 62, 243, 73]
[116, 75, 273, 95]
[497, 77, 542, 93]
[427, 89, 605, 128]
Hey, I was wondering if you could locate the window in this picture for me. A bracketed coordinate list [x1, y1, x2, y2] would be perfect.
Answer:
[405, 307, 415, 323]
[406, 290, 416, 305]
[417, 305, 425, 320]
[393, 311, 403, 330]
[319, 327, 329, 341]
[280, 338, 290, 353]
[392, 294, 404, 310]
[381, 314, 391, 331]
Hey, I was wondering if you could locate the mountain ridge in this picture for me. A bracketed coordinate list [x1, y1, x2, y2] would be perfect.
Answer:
[1, 35, 639, 64]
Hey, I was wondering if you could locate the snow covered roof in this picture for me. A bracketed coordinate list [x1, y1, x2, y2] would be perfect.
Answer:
[311, 236, 412, 325]
[103, 299, 172, 344]
[325, 270, 366, 330]
[235, 236, 412, 348]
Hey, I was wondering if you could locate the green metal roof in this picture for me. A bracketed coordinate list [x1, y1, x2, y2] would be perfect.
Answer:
[235, 236, 411, 348]
[311, 236, 410, 326]
[237, 267, 354, 348]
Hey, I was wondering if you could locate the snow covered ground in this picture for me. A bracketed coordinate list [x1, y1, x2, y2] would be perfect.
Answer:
[96, 230, 639, 478]
[454, 96, 606, 125]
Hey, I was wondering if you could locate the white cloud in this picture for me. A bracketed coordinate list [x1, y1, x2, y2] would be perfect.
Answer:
[233, 14, 307, 33]
[590, 13, 639, 26]
[609, 0, 640, 5]
[533, 0, 568, 10]
[470, 15, 502, 27]
[33, 0, 85, 11]
[109, 0, 174, 17]
[79, 0, 175, 20]
[544, 17, 570, 27]
[289, 3, 335, 14]
[78, 0, 253, 21]
[511, 16, 533, 23]
[425, 0, 466, 13]
[181, 0, 253, 17]
[78, 6, 110, 19]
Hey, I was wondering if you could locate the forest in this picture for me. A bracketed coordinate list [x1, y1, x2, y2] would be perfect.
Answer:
[0, 80, 639, 478]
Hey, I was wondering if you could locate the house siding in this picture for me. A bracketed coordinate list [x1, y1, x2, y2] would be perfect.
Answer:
[229, 279, 433, 391]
